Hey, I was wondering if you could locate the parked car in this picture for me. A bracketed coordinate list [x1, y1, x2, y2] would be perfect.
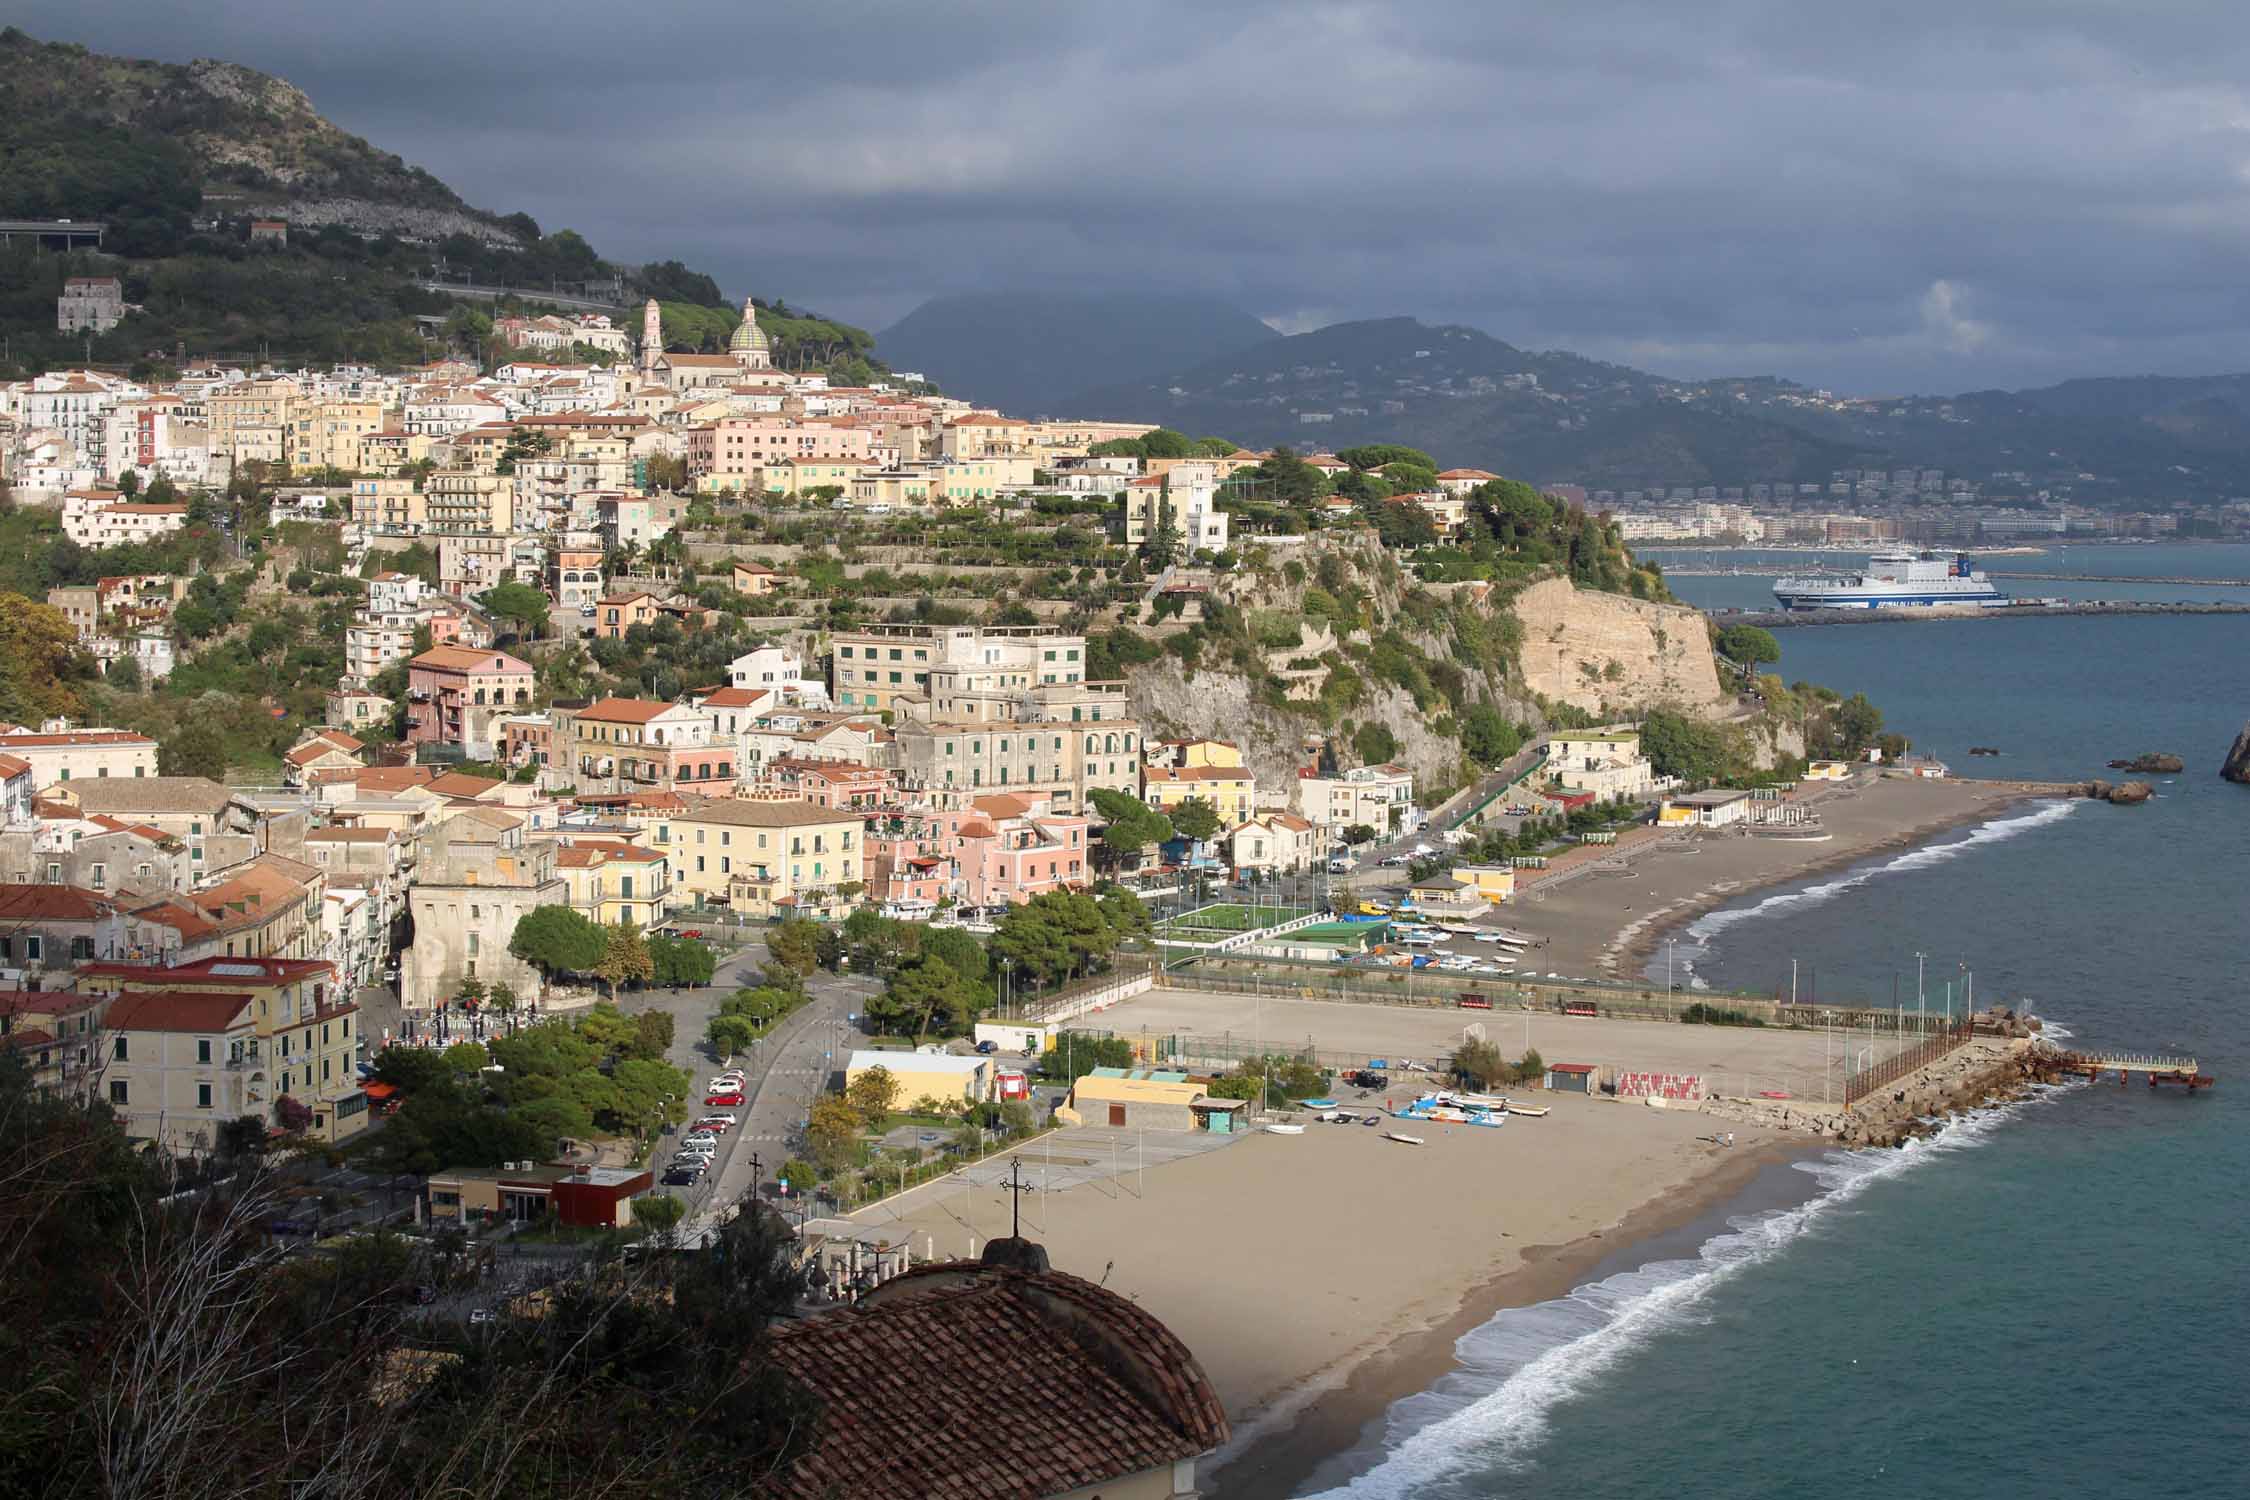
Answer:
[1378, 854, 1410, 868]
[974, 1040, 998, 1054]
[704, 1092, 745, 1107]
[661, 1166, 703, 1186]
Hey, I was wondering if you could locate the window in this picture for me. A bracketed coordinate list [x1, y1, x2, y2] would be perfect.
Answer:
[113, 1035, 127, 1061]
[90, 863, 106, 890]
[23, 935, 40, 962]
[197, 1083, 212, 1110]
[71, 936, 93, 961]
[109, 1081, 128, 1106]
[197, 1039, 211, 1064]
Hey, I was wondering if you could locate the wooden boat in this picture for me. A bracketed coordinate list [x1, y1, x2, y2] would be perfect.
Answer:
[1264, 1122, 1306, 1136]
[1383, 1131, 1425, 1146]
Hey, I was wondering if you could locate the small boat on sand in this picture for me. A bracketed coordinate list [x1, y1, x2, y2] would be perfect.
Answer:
[1383, 1131, 1425, 1146]
[1265, 1123, 1306, 1136]
[1504, 1102, 1550, 1117]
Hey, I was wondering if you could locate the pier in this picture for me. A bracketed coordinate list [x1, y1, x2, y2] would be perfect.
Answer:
[1727, 600, 2250, 628]
[2052, 1051, 2214, 1090]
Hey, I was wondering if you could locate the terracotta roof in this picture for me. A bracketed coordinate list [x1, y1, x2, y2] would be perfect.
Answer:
[0, 754, 32, 777]
[767, 1264, 1227, 1500]
[0, 883, 119, 922]
[129, 898, 220, 942]
[105, 989, 256, 1034]
[1437, 467, 1499, 480]
[0, 729, 157, 749]
[694, 687, 772, 709]
[302, 827, 397, 844]
[425, 771, 504, 798]
[344, 766, 443, 794]
[77, 956, 332, 987]
[410, 645, 532, 673]
[672, 794, 850, 829]
[577, 697, 681, 725]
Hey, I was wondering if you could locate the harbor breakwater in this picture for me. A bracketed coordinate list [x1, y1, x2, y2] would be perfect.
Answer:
[1733, 600, 2250, 628]
[1705, 1036, 2089, 1148]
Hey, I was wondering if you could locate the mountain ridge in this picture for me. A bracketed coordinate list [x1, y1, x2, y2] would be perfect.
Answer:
[876, 291, 1278, 416]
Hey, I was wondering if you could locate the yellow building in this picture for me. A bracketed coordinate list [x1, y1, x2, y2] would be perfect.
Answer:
[846, 1050, 992, 1108]
[358, 428, 432, 476]
[423, 470, 514, 532]
[1448, 864, 1518, 905]
[1154, 738, 1244, 770]
[1803, 760, 1853, 781]
[289, 400, 387, 472]
[761, 457, 871, 496]
[207, 378, 299, 459]
[1142, 765, 1256, 828]
[83, 954, 366, 1150]
[1063, 1066, 1245, 1132]
[555, 842, 672, 926]
[940, 455, 1040, 502]
[656, 794, 863, 911]
[350, 477, 426, 532]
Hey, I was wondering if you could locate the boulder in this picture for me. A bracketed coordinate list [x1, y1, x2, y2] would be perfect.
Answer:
[2107, 752, 2184, 773]
[2105, 780, 2154, 805]
[2224, 721, 2250, 784]
[2083, 779, 2113, 801]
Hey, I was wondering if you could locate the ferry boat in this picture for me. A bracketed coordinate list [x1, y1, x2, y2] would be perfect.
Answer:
[1772, 550, 2008, 610]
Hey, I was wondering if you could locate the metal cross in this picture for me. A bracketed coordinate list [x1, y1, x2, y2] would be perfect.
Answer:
[1000, 1157, 1035, 1240]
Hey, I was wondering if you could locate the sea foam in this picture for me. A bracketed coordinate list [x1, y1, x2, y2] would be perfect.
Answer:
[1681, 798, 2081, 951]
[1296, 1084, 2080, 1499]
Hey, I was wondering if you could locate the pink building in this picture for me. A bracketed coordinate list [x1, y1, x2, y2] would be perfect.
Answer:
[866, 817, 951, 908]
[687, 419, 872, 490]
[943, 793, 1090, 908]
[405, 646, 535, 757]
[756, 756, 895, 811]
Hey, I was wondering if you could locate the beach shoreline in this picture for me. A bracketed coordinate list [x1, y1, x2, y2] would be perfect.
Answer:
[1484, 774, 2064, 987]
[1208, 1136, 1808, 1499]
[1602, 782, 2059, 983]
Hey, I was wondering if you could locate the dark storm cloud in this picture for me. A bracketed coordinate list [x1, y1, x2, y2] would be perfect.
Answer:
[20, 0, 2250, 390]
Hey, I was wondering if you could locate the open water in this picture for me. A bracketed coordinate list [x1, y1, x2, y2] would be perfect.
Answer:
[1296, 607, 2248, 1498]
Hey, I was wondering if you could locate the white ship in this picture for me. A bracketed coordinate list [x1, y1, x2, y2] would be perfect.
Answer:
[1772, 550, 2008, 610]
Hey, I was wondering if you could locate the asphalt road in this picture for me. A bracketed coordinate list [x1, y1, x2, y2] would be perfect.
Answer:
[619, 936, 878, 1228]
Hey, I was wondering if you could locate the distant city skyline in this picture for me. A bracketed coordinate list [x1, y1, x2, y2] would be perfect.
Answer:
[17, 0, 2250, 395]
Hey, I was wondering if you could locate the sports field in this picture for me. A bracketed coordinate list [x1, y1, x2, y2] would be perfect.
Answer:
[1151, 901, 1315, 940]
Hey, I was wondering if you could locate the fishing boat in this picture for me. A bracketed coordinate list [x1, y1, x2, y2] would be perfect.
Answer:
[1504, 1102, 1550, 1117]
[1299, 1098, 1337, 1109]
[1383, 1131, 1425, 1146]
[1264, 1122, 1306, 1136]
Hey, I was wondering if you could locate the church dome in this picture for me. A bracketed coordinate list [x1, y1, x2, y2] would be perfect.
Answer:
[728, 297, 771, 363]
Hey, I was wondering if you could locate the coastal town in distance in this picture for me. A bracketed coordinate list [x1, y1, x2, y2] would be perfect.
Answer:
[0, 13, 2240, 1500]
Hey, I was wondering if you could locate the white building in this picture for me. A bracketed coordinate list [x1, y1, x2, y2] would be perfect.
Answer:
[728, 646, 828, 703]
[1546, 730, 1665, 800]
[1294, 763, 1416, 837]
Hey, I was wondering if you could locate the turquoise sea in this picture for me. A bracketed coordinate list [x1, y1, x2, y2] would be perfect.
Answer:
[1296, 598, 2248, 1497]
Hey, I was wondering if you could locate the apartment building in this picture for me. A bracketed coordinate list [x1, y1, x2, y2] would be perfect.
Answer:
[424, 470, 514, 533]
[1143, 764, 1257, 828]
[349, 477, 426, 533]
[889, 715, 1141, 815]
[830, 624, 1086, 715]
[555, 841, 671, 927]
[1121, 467, 1229, 553]
[1294, 763, 1417, 836]
[404, 646, 535, 759]
[570, 698, 735, 795]
[687, 418, 872, 492]
[289, 400, 386, 472]
[656, 795, 862, 916]
[87, 955, 364, 1149]
[0, 725, 159, 786]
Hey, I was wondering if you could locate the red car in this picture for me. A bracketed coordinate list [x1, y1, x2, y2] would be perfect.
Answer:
[704, 1092, 745, 1107]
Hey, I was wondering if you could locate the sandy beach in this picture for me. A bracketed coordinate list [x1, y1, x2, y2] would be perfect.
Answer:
[847, 1096, 1793, 1495]
[826, 774, 2066, 1495]
[1512, 774, 2061, 984]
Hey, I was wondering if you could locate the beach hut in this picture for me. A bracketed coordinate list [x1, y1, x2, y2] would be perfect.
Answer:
[1545, 1062, 1597, 1095]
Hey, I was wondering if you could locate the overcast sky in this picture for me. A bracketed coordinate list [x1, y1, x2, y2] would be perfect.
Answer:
[24, 0, 2250, 392]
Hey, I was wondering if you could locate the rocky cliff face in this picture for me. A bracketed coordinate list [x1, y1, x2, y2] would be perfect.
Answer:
[1508, 577, 1726, 716]
[2222, 722, 2250, 783]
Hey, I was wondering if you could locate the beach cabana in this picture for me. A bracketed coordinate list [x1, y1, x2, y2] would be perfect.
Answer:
[1545, 1062, 1597, 1095]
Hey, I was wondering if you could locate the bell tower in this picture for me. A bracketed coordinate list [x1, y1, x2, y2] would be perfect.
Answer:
[640, 298, 662, 379]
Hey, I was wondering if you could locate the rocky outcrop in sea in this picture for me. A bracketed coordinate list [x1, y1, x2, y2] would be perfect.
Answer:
[2107, 752, 2184, 773]
[2223, 722, 2250, 784]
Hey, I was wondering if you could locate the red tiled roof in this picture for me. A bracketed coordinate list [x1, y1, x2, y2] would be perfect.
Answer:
[105, 989, 255, 1034]
[767, 1265, 1227, 1500]
[77, 956, 333, 987]
[577, 697, 678, 725]
[0, 883, 118, 922]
